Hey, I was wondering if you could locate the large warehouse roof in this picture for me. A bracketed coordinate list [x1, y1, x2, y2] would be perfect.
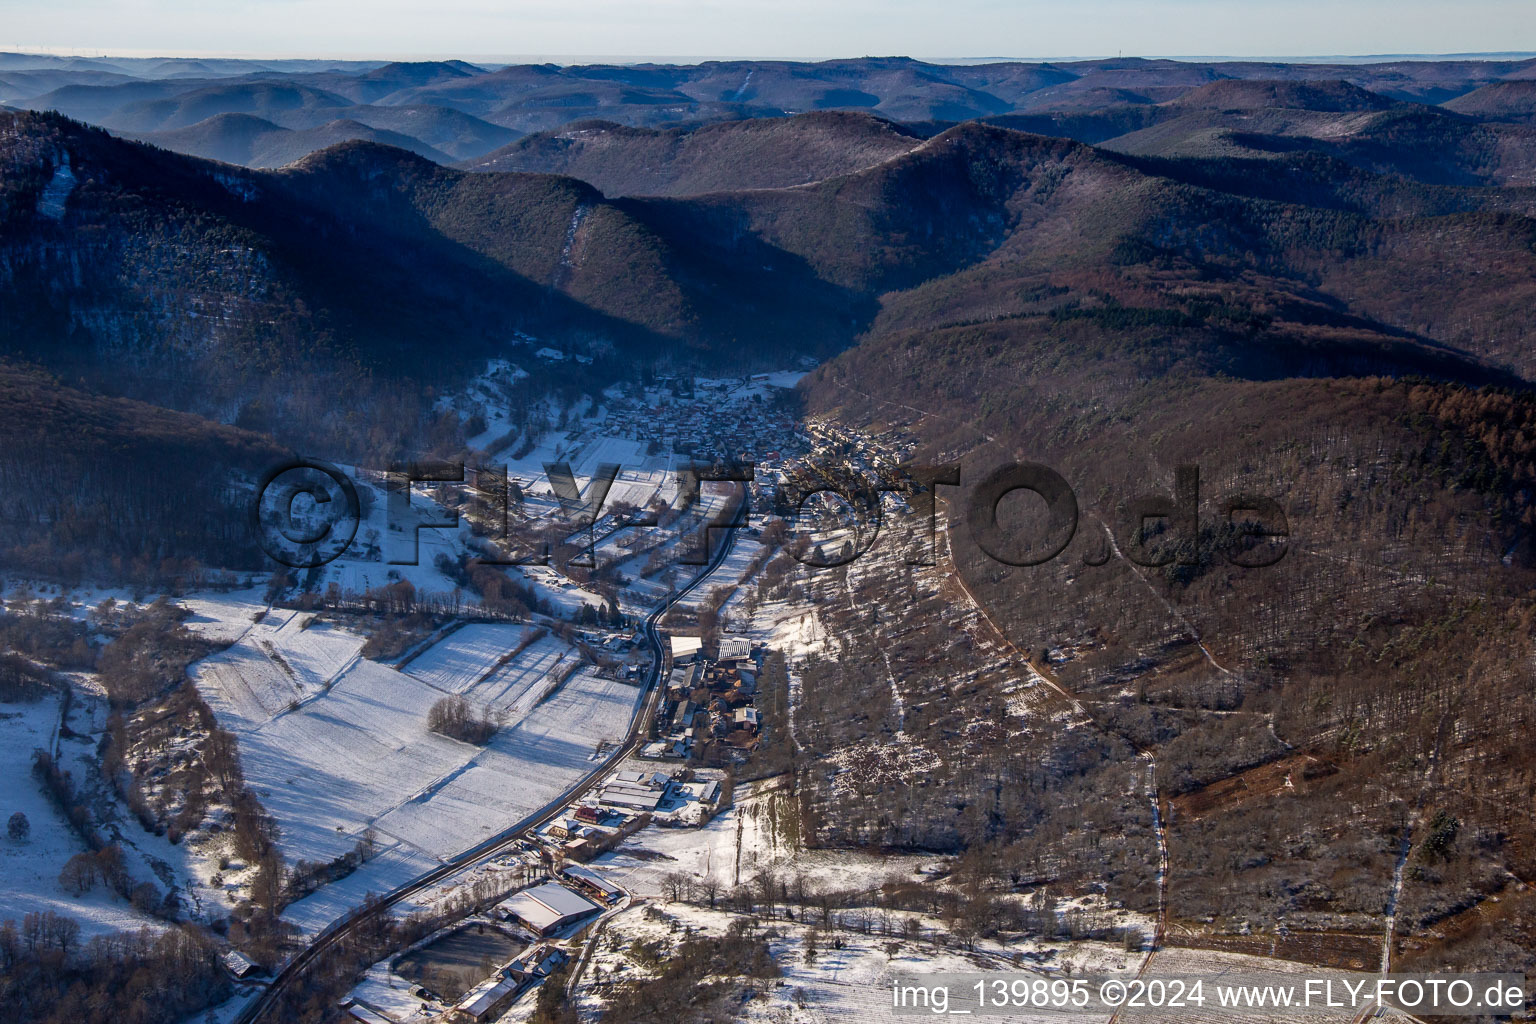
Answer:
[503, 882, 601, 934]
[670, 635, 703, 660]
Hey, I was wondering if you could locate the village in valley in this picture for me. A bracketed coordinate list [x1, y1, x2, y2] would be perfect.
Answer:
[0, 357, 1420, 1024]
[0, 360, 943, 1024]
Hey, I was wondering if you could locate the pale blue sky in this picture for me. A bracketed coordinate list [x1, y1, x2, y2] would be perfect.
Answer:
[2, 0, 1533, 62]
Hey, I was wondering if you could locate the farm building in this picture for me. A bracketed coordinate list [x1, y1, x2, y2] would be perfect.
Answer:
[670, 699, 701, 732]
[718, 637, 751, 662]
[614, 769, 669, 789]
[640, 738, 686, 759]
[343, 1002, 395, 1024]
[548, 818, 596, 842]
[687, 779, 722, 805]
[559, 863, 625, 902]
[452, 975, 522, 1023]
[222, 950, 260, 979]
[598, 781, 664, 812]
[668, 663, 699, 692]
[500, 882, 602, 936]
[508, 944, 568, 979]
[669, 635, 703, 663]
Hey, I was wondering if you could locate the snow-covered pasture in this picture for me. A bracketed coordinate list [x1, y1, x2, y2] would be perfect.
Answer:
[194, 609, 363, 729]
[744, 925, 1072, 1024]
[402, 623, 536, 695]
[504, 433, 673, 509]
[670, 535, 765, 613]
[222, 657, 472, 865]
[373, 667, 644, 861]
[0, 697, 159, 938]
[595, 778, 930, 899]
[463, 633, 573, 712]
[190, 611, 647, 934]
[280, 840, 440, 937]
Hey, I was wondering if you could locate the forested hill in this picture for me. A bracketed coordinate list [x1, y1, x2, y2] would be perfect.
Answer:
[0, 362, 290, 584]
[10, 102, 1536, 439]
[791, 85, 1536, 979]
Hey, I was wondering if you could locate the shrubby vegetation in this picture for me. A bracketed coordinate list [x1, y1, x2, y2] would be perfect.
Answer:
[0, 917, 228, 1024]
[426, 694, 499, 745]
[586, 919, 779, 1024]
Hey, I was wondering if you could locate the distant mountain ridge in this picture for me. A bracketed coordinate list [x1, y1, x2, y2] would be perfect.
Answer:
[131, 112, 457, 167]
[464, 111, 922, 195]
[10, 54, 1536, 172]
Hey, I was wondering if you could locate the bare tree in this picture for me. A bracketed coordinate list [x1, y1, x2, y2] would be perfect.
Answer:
[59, 853, 98, 896]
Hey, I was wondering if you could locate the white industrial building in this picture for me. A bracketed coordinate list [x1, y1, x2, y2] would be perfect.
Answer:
[500, 881, 602, 936]
[452, 975, 522, 1023]
[343, 1003, 395, 1024]
[670, 634, 703, 663]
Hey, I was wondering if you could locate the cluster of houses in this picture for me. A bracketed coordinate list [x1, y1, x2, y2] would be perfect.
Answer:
[539, 799, 638, 860]
[538, 763, 716, 859]
[597, 768, 674, 813]
[646, 634, 763, 760]
[801, 417, 917, 475]
[588, 376, 807, 463]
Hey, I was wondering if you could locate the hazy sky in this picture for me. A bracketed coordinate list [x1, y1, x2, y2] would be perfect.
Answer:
[4, 0, 1535, 62]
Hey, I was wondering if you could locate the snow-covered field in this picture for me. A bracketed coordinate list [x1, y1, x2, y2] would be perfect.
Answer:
[349, 957, 446, 1022]
[281, 840, 440, 937]
[463, 633, 573, 712]
[493, 427, 675, 512]
[578, 895, 1389, 1024]
[745, 923, 1075, 1024]
[187, 603, 649, 934]
[228, 656, 473, 865]
[373, 667, 644, 861]
[670, 535, 765, 612]
[403, 623, 535, 695]
[181, 589, 269, 645]
[195, 609, 364, 728]
[573, 901, 1100, 1024]
[553, 435, 675, 510]
[0, 697, 160, 937]
[595, 778, 931, 898]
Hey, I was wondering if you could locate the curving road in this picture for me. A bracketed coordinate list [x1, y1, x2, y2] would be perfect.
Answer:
[235, 515, 743, 1024]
